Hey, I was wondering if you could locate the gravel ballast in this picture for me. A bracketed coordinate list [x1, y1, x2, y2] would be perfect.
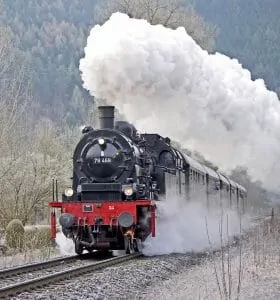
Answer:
[8, 218, 280, 299]
[12, 253, 201, 299]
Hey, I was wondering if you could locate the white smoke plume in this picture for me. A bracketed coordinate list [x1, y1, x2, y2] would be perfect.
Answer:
[80, 12, 280, 192]
[142, 196, 251, 256]
[55, 231, 75, 255]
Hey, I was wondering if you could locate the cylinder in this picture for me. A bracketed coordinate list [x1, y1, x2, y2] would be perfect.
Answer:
[98, 106, 115, 129]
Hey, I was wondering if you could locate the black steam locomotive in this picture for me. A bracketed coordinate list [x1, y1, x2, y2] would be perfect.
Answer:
[50, 106, 246, 254]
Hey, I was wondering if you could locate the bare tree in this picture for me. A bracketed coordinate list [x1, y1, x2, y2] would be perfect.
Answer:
[94, 0, 218, 52]
[0, 25, 32, 184]
[0, 117, 73, 228]
[0, 25, 73, 228]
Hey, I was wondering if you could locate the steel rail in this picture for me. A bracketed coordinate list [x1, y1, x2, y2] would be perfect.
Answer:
[0, 251, 111, 280]
[0, 255, 79, 279]
[0, 253, 141, 299]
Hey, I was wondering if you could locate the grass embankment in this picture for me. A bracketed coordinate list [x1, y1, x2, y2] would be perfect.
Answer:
[0, 222, 58, 268]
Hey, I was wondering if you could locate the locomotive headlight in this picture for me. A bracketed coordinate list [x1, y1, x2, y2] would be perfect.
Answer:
[98, 138, 105, 145]
[123, 185, 134, 196]
[65, 188, 74, 197]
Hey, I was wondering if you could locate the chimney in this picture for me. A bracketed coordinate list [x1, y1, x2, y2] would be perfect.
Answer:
[98, 106, 115, 129]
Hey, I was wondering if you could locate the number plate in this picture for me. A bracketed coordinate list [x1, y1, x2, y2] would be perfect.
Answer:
[93, 157, 112, 164]
[83, 204, 93, 212]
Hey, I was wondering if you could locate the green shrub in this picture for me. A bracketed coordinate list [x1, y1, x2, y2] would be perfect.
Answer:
[5, 219, 25, 250]
[24, 226, 52, 249]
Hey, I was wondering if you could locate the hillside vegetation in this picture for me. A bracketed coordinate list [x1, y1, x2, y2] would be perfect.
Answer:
[194, 0, 280, 94]
[0, 0, 96, 123]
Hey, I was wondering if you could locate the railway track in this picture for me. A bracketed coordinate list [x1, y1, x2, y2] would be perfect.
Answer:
[0, 254, 80, 281]
[0, 252, 141, 299]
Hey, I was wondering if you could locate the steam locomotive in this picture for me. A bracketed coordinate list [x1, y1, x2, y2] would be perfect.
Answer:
[49, 106, 247, 255]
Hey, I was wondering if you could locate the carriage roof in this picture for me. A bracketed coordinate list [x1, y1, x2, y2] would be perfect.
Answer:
[236, 183, 247, 193]
[224, 176, 237, 188]
[182, 154, 206, 174]
[204, 165, 219, 180]
[217, 172, 230, 186]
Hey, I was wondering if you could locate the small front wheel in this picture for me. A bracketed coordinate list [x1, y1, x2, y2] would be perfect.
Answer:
[124, 237, 133, 254]
[74, 239, 83, 255]
[125, 237, 140, 254]
[133, 239, 139, 252]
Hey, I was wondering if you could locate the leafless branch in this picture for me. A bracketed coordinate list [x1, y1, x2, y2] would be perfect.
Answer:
[205, 217, 223, 298]
[94, 0, 217, 51]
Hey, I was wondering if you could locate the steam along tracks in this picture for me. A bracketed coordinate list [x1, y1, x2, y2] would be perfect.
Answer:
[0, 252, 141, 299]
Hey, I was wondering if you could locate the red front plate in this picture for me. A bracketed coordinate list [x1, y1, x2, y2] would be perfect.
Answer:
[49, 200, 154, 226]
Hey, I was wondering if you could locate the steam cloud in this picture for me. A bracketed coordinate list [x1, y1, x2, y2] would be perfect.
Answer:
[80, 12, 280, 192]
[55, 231, 75, 255]
[142, 197, 250, 256]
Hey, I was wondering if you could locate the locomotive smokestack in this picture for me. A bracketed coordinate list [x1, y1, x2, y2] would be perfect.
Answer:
[98, 106, 115, 129]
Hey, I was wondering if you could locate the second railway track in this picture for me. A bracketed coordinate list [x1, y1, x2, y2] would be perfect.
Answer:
[0, 252, 141, 299]
[0, 254, 80, 281]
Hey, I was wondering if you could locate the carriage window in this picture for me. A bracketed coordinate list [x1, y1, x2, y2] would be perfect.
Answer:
[215, 181, 220, 190]
[159, 151, 175, 168]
